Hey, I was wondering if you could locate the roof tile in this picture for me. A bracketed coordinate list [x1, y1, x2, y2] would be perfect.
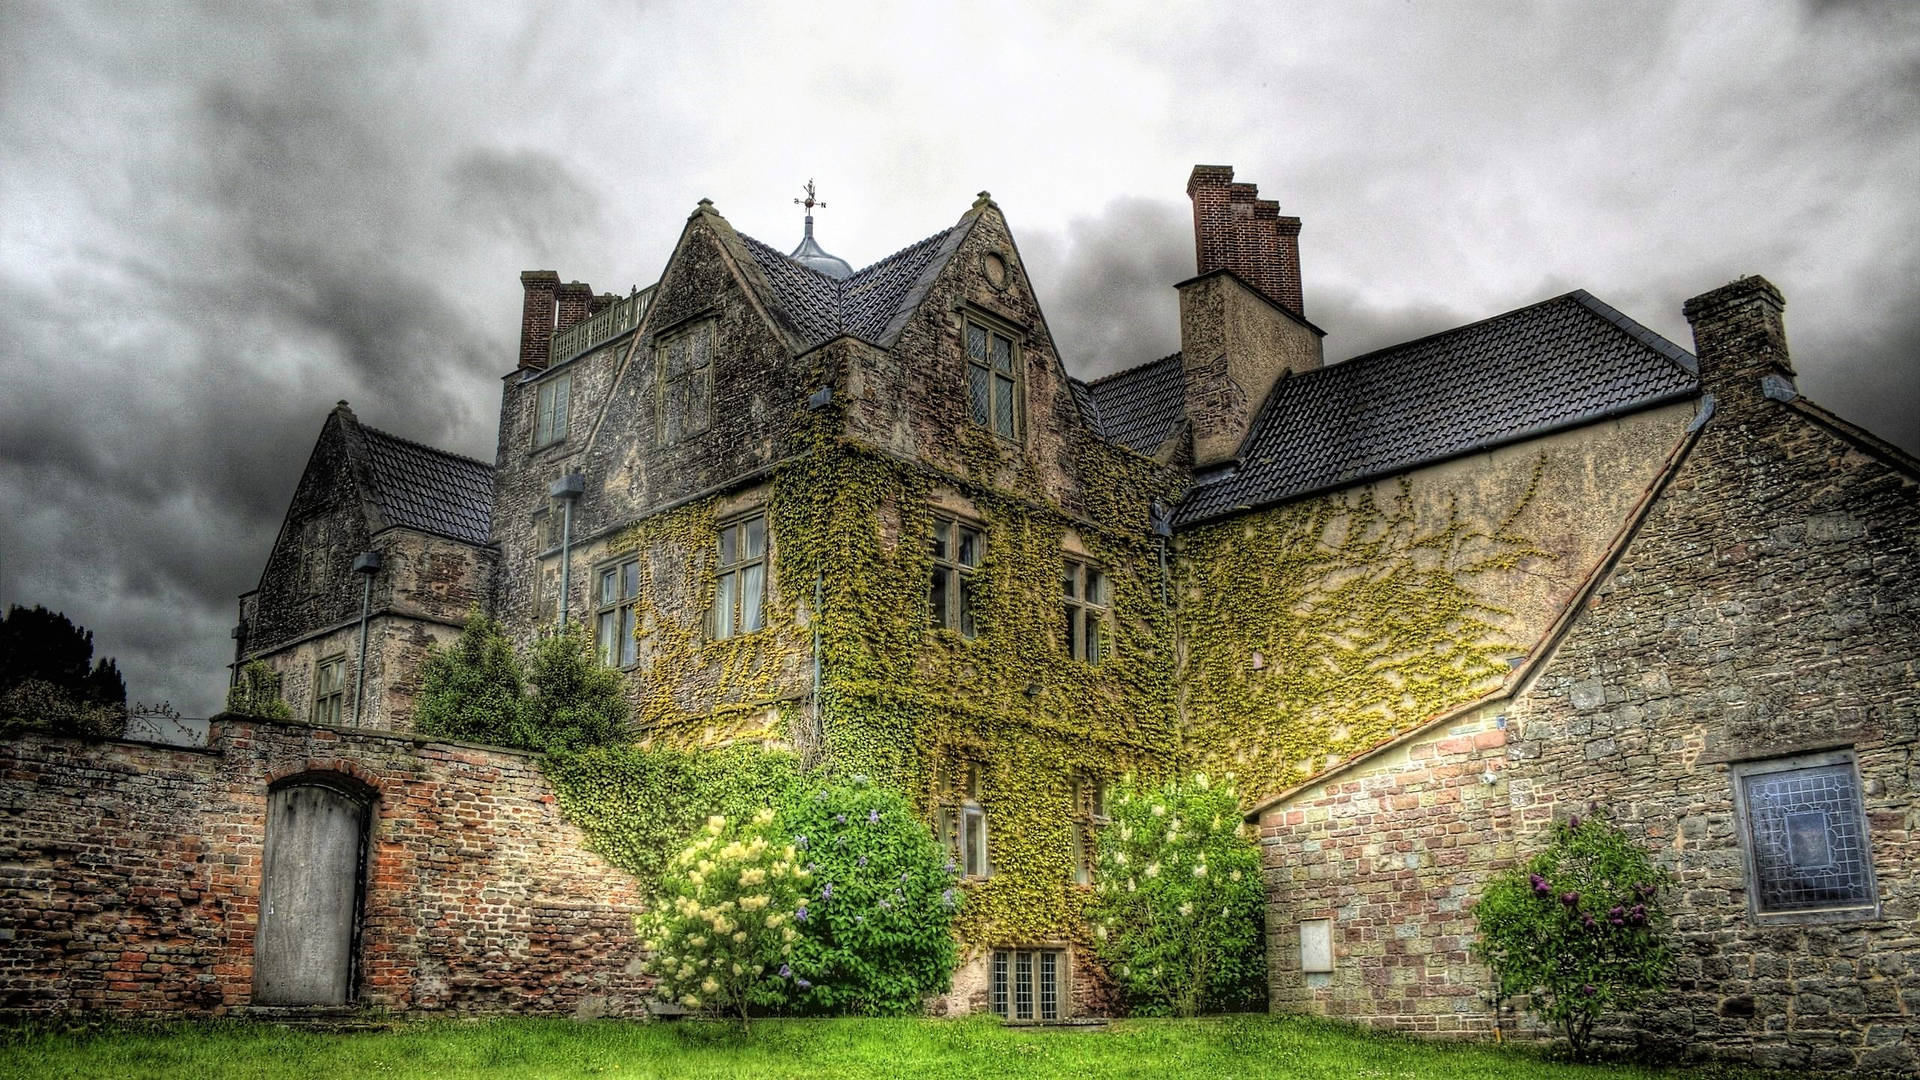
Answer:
[361, 428, 494, 545]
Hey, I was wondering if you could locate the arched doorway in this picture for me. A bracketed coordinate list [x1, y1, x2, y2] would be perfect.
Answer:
[253, 772, 374, 1006]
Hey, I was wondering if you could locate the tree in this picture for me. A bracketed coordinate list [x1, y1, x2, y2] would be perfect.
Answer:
[224, 661, 292, 719]
[517, 625, 629, 752]
[1473, 809, 1673, 1060]
[0, 605, 127, 738]
[0, 604, 126, 707]
[412, 612, 524, 746]
[1088, 773, 1267, 1016]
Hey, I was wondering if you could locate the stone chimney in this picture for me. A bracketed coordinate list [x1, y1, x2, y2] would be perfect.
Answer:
[1179, 165, 1323, 468]
[555, 280, 594, 335]
[1683, 275, 1797, 407]
[519, 270, 561, 372]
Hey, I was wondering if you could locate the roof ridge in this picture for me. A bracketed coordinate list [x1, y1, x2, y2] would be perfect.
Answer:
[842, 224, 962, 284]
[1087, 351, 1182, 387]
[361, 424, 494, 472]
[1568, 289, 1698, 375]
[1324, 290, 1588, 374]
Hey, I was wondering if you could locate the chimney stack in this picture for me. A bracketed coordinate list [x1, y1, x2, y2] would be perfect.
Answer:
[1186, 165, 1305, 318]
[1683, 275, 1796, 406]
[518, 270, 560, 372]
[555, 281, 594, 335]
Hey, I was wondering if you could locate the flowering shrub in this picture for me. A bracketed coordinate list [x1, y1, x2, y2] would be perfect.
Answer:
[1473, 809, 1673, 1059]
[774, 775, 961, 1015]
[1088, 773, 1265, 1016]
[635, 810, 810, 1023]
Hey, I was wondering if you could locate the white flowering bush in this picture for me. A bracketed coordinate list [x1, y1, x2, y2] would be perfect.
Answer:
[1088, 773, 1266, 1016]
[635, 810, 810, 1023]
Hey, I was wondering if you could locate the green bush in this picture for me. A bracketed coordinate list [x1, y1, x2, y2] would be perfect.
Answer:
[412, 613, 522, 745]
[1, 678, 126, 738]
[773, 775, 960, 1015]
[1473, 809, 1673, 1059]
[518, 626, 629, 752]
[224, 661, 291, 721]
[1089, 773, 1266, 1017]
[545, 743, 800, 888]
[636, 810, 810, 1024]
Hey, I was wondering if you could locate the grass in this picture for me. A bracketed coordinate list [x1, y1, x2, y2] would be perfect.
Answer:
[0, 1014, 1775, 1080]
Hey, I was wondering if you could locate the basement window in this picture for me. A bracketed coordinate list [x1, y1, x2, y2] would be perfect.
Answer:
[1732, 749, 1879, 919]
[311, 655, 347, 726]
[990, 948, 1065, 1021]
[533, 372, 571, 448]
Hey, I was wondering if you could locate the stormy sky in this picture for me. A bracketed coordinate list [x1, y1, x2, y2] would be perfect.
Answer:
[2, 1, 1915, 716]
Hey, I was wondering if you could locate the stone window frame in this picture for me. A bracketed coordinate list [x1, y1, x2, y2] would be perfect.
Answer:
[934, 757, 990, 879]
[1729, 747, 1880, 923]
[1068, 770, 1108, 886]
[1061, 557, 1109, 665]
[710, 512, 768, 641]
[928, 513, 984, 639]
[989, 946, 1068, 1021]
[532, 371, 571, 449]
[311, 653, 348, 726]
[962, 309, 1024, 443]
[594, 555, 642, 669]
[655, 315, 715, 447]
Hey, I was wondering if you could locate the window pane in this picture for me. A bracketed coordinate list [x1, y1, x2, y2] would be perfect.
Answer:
[622, 559, 640, 599]
[969, 364, 991, 426]
[966, 324, 988, 362]
[553, 375, 569, 439]
[685, 366, 711, 435]
[1071, 827, 1088, 886]
[743, 516, 766, 558]
[1064, 605, 1079, 657]
[991, 952, 1009, 1018]
[965, 806, 987, 877]
[1085, 612, 1102, 664]
[719, 524, 738, 566]
[1743, 763, 1875, 911]
[714, 572, 736, 639]
[1014, 952, 1033, 1020]
[929, 567, 949, 628]
[1062, 563, 1078, 598]
[741, 564, 765, 633]
[1088, 569, 1107, 607]
[930, 519, 949, 561]
[599, 568, 618, 607]
[597, 611, 617, 665]
[992, 333, 1014, 374]
[994, 374, 1015, 438]
[958, 527, 981, 567]
[689, 323, 712, 370]
[958, 575, 977, 638]
[1040, 952, 1058, 1019]
[620, 608, 638, 667]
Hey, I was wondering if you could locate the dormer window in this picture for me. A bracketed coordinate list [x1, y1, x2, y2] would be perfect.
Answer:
[964, 317, 1021, 440]
[533, 372, 571, 449]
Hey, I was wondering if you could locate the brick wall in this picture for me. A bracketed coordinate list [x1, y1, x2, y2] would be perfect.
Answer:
[0, 717, 648, 1019]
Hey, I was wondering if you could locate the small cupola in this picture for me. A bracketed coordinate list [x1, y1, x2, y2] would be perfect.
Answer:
[789, 179, 852, 280]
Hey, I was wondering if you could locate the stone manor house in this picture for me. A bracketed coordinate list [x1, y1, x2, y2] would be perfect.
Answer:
[4, 167, 1914, 1071]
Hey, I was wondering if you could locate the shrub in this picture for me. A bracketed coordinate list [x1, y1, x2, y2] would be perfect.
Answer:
[517, 625, 629, 752]
[413, 613, 522, 745]
[1473, 809, 1673, 1059]
[224, 661, 291, 720]
[1, 678, 126, 739]
[636, 810, 810, 1024]
[545, 743, 800, 888]
[773, 775, 961, 1015]
[1088, 773, 1266, 1016]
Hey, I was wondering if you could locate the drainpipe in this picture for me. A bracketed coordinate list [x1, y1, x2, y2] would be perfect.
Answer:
[350, 551, 382, 727]
[550, 473, 586, 628]
[811, 573, 824, 766]
[1150, 501, 1174, 609]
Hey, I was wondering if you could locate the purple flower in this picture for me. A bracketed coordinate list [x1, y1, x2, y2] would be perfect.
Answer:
[835, 813, 847, 825]
[855, 915, 864, 923]
[1629, 904, 1647, 925]
[944, 859, 958, 875]
[901, 871, 911, 884]
[857, 854, 868, 868]
[1529, 873, 1550, 897]
[1580, 913, 1597, 931]
[1559, 891, 1580, 907]
[795, 905, 809, 923]
[779, 964, 791, 978]
[1569, 814, 1581, 831]
[868, 809, 880, 824]
[1582, 983, 1597, 997]
[879, 898, 891, 909]
[941, 887, 957, 908]
[796, 978, 812, 989]
[821, 882, 834, 900]
[795, 834, 809, 849]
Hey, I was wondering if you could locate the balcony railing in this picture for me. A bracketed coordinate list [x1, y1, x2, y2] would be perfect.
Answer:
[552, 284, 656, 364]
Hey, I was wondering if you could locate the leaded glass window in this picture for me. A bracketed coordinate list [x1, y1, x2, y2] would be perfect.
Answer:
[312, 655, 347, 726]
[929, 515, 983, 638]
[712, 514, 767, 639]
[595, 557, 640, 667]
[657, 319, 714, 445]
[534, 372, 571, 448]
[1733, 750, 1878, 917]
[1062, 559, 1108, 664]
[989, 948, 1064, 1021]
[965, 318, 1020, 440]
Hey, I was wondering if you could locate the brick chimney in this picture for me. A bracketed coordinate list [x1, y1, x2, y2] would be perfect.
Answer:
[1187, 165, 1305, 318]
[1179, 165, 1323, 468]
[519, 270, 560, 372]
[555, 281, 594, 335]
[1682, 275, 1796, 407]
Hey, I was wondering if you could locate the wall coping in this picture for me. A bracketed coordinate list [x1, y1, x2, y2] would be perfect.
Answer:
[209, 713, 543, 760]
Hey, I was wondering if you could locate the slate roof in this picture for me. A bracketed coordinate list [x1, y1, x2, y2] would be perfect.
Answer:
[1088, 354, 1186, 455]
[1174, 290, 1699, 526]
[738, 223, 969, 351]
[361, 427, 495, 545]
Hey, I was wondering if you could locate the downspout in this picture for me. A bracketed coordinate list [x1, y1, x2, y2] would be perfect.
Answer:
[350, 551, 382, 727]
[811, 573, 824, 767]
[550, 473, 586, 629]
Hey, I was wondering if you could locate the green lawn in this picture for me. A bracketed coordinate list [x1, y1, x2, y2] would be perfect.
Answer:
[0, 1014, 1770, 1080]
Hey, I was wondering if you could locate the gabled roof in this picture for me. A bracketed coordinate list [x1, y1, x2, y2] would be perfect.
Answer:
[360, 426, 494, 545]
[1174, 290, 1699, 526]
[736, 222, 970, 351]
[1088, 353, 1185, 455]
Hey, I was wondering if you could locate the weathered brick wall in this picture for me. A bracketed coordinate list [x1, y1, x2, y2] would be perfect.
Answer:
[0, 718, 648, 1019]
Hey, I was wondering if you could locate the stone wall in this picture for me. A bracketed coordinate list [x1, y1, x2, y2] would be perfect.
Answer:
[0, 717, 648, 1019]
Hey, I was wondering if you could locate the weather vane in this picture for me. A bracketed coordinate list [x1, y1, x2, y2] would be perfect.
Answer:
[795, 179, 825, 215]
